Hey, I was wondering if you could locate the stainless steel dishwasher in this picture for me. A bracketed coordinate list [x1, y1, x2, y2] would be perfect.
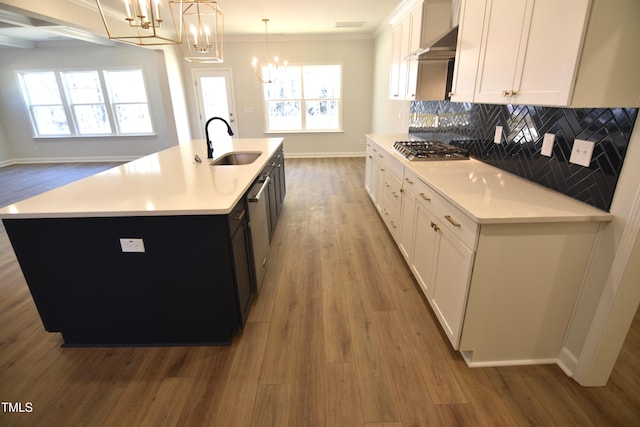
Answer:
[247, 175, 271, 292]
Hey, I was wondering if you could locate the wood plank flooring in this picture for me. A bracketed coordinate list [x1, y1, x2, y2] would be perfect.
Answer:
[0, 158, 639, 426]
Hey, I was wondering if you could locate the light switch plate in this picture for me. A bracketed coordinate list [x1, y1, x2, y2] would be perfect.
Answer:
[541, 133, 555, 157]
[569, 139, 595, 167]
[494, 126, 503, 144]
[120, 238, 145, 253]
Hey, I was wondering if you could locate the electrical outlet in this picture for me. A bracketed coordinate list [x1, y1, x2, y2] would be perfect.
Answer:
[120, 238, 145, 253]
[541, 133, 555, 157]
[494, 126, 503, 144]
[569, 139, 595, 167]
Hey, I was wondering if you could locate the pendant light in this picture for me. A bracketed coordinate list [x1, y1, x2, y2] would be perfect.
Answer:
[95, 0, 182, 46]
[176, 0, 224, 63]
[252, 19, 287, 84]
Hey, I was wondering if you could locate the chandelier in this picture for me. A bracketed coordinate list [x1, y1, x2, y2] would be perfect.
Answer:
[95, 0, 182, 46]
[95, 1, 225, 63]
[251, 19, 287, 83]
[177, 0, 224, 63]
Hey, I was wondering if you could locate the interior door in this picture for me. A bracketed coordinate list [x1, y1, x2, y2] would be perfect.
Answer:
[194, 69, 238, 137]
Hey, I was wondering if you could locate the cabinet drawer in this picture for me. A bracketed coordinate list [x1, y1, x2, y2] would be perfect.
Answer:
[228, 198, 248, 237]
[429, 191, 478, 250]
[382, 171, 403, 239]
[383, 153, 404, 181]
[408, 170, 478, 250]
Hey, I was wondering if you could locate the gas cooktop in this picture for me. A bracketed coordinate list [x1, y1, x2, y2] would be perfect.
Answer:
[393, 140, 469, 161]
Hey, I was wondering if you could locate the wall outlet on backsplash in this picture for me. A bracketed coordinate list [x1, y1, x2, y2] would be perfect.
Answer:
[494, 126, 503, 144]
[408, 100, 638, 211]
[570, 139, 595, 167]
[541, 133, 555, 157]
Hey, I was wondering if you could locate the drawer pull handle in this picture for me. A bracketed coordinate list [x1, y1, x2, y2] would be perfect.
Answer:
[419, 192, 431, 201]
[392, 192, 399, 198]
[444, 215, 461, 227]
[233, 210, 246, 222]
[390, 221, 397, 229]
[405, 178, 414, 184]
[430, 221, 440, 232]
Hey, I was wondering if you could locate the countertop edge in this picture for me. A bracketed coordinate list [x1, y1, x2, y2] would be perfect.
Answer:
[366, 134, 614, 224]
[0, 138, 284, 219]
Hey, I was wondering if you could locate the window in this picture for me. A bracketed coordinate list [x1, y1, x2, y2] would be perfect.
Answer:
[262, 64, 342, 132]
[17, 69, 153, 137]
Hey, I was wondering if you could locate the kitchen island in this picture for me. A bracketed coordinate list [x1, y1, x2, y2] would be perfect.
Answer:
[0, 137, 284, 346]
[366, 134, 613, 368]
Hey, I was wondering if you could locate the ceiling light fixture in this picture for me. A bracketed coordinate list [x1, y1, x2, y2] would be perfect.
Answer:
[251, 19, 287, 84]
[95, 0, 182, 46]
[175, 0, 224, 63]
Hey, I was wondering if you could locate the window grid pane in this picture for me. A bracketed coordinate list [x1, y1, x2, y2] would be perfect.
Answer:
[63, 71, 104, 104]
[32, 106, 70, 135]
[105, 69, 153, 134]
[262, 64, 341, 132]
[18, 69, 154, 137]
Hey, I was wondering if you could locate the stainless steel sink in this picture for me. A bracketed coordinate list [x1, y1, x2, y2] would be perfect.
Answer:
[210, 152, 262, 166]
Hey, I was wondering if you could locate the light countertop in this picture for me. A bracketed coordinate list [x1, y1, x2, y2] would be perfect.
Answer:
[0, 137, 284, 219]
[367, 134, 613, 224]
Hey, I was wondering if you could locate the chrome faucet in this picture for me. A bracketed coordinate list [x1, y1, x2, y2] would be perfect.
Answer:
[205, 116, 234, 159]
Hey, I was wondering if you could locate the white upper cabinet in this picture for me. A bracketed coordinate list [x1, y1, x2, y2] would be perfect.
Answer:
[452, 0, 591, 106]
[390, 1, 424, 100]
[449, 0, 486, 102]
[389, 23, 405, 99]
[390, 1, 453, 101]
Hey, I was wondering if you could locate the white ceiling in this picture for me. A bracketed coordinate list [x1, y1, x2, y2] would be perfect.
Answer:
[0, 0, 411, 48]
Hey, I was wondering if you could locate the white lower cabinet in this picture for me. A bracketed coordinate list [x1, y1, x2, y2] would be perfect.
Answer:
[408, 177, 477, 349]
[430, 223, 475, 348]
[410, 200, 439, 299]
[365, 137, 606, 366]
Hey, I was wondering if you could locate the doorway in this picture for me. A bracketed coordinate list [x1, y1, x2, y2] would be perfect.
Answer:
[193, 69, 238, 137]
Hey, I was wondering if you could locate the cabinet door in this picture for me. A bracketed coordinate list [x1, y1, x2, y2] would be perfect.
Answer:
[511, 0, 590, 106]
[405, 2, 424, 100]
[430, 225, 474, 349]
[410, 201, 439, 299]
[399, 185, 416, 262]
[474, 0, 533, 104]
[365, 143, 374, 196]
[232, 220, 254, 326]
[389, 23, 404, 99]
[450, 0, 487, 102]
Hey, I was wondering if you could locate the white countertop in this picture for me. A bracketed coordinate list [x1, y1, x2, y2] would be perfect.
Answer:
[367, 134, 613, 224]
[0, 137, 284, 219]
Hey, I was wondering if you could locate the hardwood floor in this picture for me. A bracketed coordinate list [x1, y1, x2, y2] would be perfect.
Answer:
[0, 159, 639, 426]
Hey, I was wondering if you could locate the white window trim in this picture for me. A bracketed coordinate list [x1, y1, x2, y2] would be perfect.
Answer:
[261, 63, 343, 134]
[17, 67, 156, 139]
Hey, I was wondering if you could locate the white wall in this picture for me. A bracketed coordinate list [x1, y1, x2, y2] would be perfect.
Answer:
[181, 36, 375, 157]
[562, 120, 640, 385]
[0, 121, 13, 165]
[371, 25, 411, 134]
[0, 43, 180, 162]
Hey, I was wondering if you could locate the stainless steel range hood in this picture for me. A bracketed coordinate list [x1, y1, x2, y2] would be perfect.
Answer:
[414, 26, 458, 60]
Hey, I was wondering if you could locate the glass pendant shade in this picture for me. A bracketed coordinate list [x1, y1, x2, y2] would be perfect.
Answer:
[95, 0, 182, 46]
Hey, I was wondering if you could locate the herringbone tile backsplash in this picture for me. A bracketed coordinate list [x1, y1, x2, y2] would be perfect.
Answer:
[409, 101, 638, 211]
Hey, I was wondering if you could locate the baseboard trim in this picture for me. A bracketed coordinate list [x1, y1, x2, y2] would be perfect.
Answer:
[0, 159, 16, 168]
[557, 347, 578, 377]
[284, 152, 365, 159]
[461, 351, 558, 368]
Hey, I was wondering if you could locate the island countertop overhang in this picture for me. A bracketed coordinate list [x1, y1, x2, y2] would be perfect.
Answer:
[0, 137, 284, 219]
